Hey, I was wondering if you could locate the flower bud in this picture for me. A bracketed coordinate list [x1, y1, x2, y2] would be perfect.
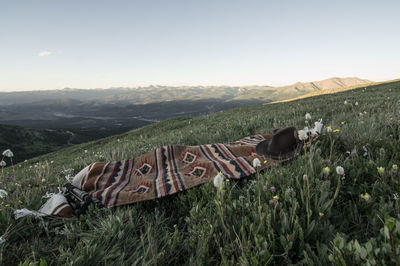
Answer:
[336, 166, 345, 176]
[323, 167, 330, 175]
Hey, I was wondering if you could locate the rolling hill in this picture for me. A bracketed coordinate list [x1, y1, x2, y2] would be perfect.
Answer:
[0, 124, 133, 164]
[232, 77, 372, 101]
[0, 79, 399, 265]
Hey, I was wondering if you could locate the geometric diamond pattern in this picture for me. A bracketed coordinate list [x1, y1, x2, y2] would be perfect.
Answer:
[128, 183, 152, 195]
[188, 166, 207, 178]
[183, 151, 197, 163]
[135, 185, 150, 194]
[138, 163, 152, 175]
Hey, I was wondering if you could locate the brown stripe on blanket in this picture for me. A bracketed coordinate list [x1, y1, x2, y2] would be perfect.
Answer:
[51, 202, 70, 216]
[82, 162, 109, 191]
[55, 205, 74, 217]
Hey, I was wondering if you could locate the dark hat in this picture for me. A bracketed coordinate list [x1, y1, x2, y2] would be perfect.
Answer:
[255, 127, 300, 161]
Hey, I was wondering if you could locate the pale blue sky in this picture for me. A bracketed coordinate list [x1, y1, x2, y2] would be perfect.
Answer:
[1, 0, 399, 91]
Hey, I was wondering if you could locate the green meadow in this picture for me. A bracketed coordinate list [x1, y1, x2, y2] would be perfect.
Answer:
[1, 80, 400, 265]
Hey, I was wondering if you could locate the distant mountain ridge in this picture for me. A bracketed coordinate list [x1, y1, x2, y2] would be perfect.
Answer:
[307, 77, 371, 90]
[232, 77, 372, 101]
[282, 77, 370, 91]
[0, 77, 372, 106]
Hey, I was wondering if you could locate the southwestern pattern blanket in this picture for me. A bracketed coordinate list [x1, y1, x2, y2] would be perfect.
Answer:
[14, 122, 323, 219]
[29, 134, 278, 218]
[16, 128, 313, 219]
[74, 134, 270, 209]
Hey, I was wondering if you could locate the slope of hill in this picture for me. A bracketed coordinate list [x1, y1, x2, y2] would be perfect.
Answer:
[0, 125, 73, 164]
[233, 77, 372, 102]
[0, 125, 135, 164]
[1, 80, 398, 265]
[276, 78, 400, 104]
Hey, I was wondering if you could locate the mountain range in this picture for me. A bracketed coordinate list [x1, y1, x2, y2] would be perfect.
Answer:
[0, 77, 371, 106]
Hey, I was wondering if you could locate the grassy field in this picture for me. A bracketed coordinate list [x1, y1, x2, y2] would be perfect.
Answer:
[1, 80, 399, 265]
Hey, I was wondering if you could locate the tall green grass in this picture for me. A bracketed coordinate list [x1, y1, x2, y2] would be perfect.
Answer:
[1, 81, 399, 265]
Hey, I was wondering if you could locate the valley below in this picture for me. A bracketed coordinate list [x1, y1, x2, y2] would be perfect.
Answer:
[0, 99, 263, 163]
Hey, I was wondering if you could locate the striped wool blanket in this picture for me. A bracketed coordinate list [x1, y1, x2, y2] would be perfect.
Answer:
[16, 134, 281, 218]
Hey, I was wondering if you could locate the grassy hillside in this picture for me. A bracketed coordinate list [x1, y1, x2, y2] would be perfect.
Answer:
[0, 81, 399, 265]
[232, 77, 372, 102]
[0, 124, 153, 164]
[276, 78, 400, 104]
[0, 125, 117, 164]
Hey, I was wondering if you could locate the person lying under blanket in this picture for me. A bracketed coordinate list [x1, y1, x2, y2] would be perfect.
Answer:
[15, 120, 323, 219]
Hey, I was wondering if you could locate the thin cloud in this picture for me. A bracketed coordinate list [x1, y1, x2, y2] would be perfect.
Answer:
[38, 51, 53, 57]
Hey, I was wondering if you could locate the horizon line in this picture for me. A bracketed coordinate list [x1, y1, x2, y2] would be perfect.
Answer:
[0, 75, 386, 93]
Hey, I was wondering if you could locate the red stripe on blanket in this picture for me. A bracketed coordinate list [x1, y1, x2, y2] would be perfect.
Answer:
[202, 145, 235, 178]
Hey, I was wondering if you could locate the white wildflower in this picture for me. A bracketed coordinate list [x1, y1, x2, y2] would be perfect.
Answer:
[0, 189, 8, 198]
[336, 166, 345, 176]
[285, 187, 294, 195]
[305, 113, 312, 120]
[65, 175, 74, 182]
[62, 168, 75, 182]
[84, 150, 88, 153]
[326, 126, 332, 133]
[363, 146, 368, 157]
[298, 128, 309, 141]
[213, 173, 223, 188]
[2, 149, 13, 158]
[344, 100, 348, 105]
[41, 178, 46, 182]
[252, 158, 261, 168]
[0, 161, 6, 167]
[355, 102, 359, 106]
[311, 119, 323, 137]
